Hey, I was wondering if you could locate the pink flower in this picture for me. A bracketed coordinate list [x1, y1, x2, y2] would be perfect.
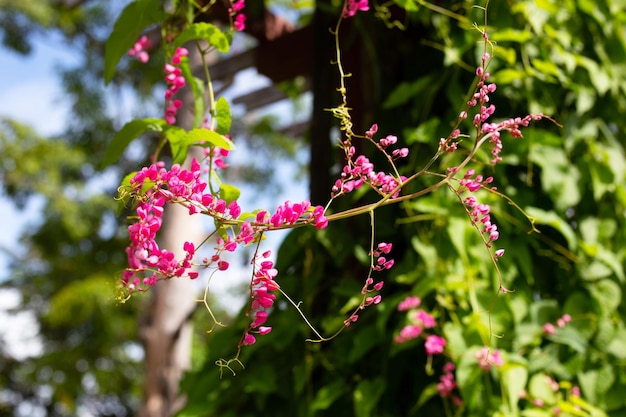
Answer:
[543, 322, 556, 335]
[343, 0, 369, 17]
[234, 13, 246, 31]
[258, 326, 272, 335]
[230, 0, 245, 12]
[415, 310, 436, 328]
[365, 123, 378, 137]
[475, 347, 503, 370]
[240, 251, 280, 348]
[397, 296, 421, 311]
[242, 333, 256, 346]
[344, 314, 359, 326]
[394, 324, 422, 344]
[425, 335, 446, 355]
[437, 362, 457, 397]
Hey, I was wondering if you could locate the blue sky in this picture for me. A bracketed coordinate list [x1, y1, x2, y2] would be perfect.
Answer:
[0, 33, 76, 281]
[0, 33, 75, 358]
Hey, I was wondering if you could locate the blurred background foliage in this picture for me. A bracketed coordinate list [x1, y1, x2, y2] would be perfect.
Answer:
[0, 0, 625, 416]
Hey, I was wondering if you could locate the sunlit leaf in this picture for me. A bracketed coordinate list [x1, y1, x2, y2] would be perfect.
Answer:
[219, 183, 240, 203]
[102, 118, 165, 167]
[215, 97, 232, 135]
[104, 0, 164, 84]
[354, 378, 385, 417]
[179, 56, 206, 129]
[172, 22, 230, 53]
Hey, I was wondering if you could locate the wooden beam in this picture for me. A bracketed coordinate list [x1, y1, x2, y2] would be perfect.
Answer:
[254, 26, 313, 83]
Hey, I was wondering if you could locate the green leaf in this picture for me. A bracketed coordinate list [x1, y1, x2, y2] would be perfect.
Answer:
[393, 0, 420, 11]
[607, 328, 626, 359]
[215, 97, 232, 135]
[354, 378, 385, 417]
[243, 364, 278, 394]
[167, 128, 234, 165]
[186, 128, 236, 150]
[581, 260, 614, 281]
[490, 28, 533, 43]
[545, 327, 589, 354]
[520, 409, 553, 417]
[587, 279, 621, 312]
[532, 59, 564, 81]
[383, 76, 434, 109]
[524, 207, 577, 251]
[179, 56, 206, 129]
[578, 365, 615, 405]
[45, 275, 112, 326]
[443, 322, 467, 358]
[502, 363, 528, 412]
[456, 352, 484, 409]
[164, 126, 188, 165]
[528, 372, 557, 405]
[219, 184, 240, 203]
[530, 144, 582, 210]
[493, 68, 528, 84]
[311, 379, 347, 411]
[405, 118, 440, 145]
[103, 118, 165, 168]
[413, 383, 439, 410]
[104, 0, 164, 84]
[172, 22, 230, 53]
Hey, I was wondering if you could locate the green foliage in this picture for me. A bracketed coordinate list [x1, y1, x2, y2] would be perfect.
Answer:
[176, 1, 626, 417]
[102, 118, 166, 167]
[0, 117, 142, 415]
[172, 22, 231, 53]
[180, 55, 207, 129]
[104, 0, 164, 84]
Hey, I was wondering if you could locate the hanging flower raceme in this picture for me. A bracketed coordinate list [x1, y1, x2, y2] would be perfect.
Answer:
[120, 154, 329, 296]
[163, 47, 188, 125]
[229, 0, 246, 31]
[128, 35, 151, 63]
[240, 251, 279, 347]
[343, 0, 369, 17]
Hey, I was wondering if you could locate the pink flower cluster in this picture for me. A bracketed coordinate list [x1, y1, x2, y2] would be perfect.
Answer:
[343, 242, 390, 327]
[255, 200, 328, 230]
[206, 146, 230, 170]
[520, 376, 581, 415]
[543, 313, 572, 335]
[123, 159, 210, 290]
[343, 275, 384, 327]
[229, 0, 246, 31]
[425, 335, 447, 355]
[343, 0, 369, 17]
[459, 36, 545, 165]
[240, 251, 278, 346]
[164, 47, 188, 124]
[456, 169, 503, 250]
[394, 296, 439, 347]
[123, 158, 328, 292]
[481, 113, 544, 164]
[123, 197, 199, 290]
[128, 35, 151, 63]
[332, 124, 408, 199]
[373, 241, 394, 271]
[475, 346, 503, 370]
[438, 362, 460, 401]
